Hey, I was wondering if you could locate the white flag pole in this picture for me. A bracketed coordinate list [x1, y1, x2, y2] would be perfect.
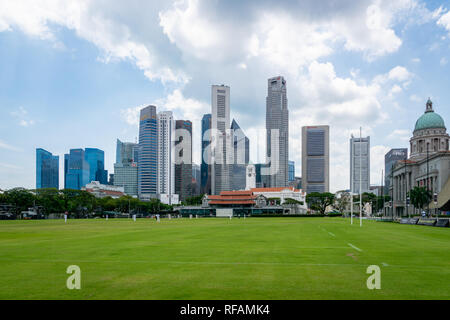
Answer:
[360, 126, 363, 227]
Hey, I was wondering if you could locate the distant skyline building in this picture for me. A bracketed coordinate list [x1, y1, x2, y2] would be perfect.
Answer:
[175, 119, 193, 202]
[157, 111, 178, 204]
[64, 148, 90, 190]
[138, 105, 158, 199]
[201, 113, 212, 195]
[288, 160, 295, 182]
[302, 126, 330, 194]
[211, 85, 231, 194]
[85, 148, 108, 185]
[266, 76, 289, 188]
[192, 163, 201, 196]
[384, 148, 408, 195]
[36, 148, 59, 189]
[350, 135, 370, 194]
[114, 139, 138, 197]
[230, 119, 250, 191]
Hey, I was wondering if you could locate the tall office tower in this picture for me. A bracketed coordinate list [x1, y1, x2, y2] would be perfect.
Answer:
[211, 85, 231, 194]
[200, 114, 212, 195]
[302, 126, 330, 194]
[246, 164, 256, 190]
[114, 139, 138, 196]
[157, 111, 178, 204]
[255, 163, 270, 188]
[230, 119, 250, 190]
[192, 163, 201, 195]
[384, 148, 408, 195]
[350, 135, 370, 194]
[65, 149, 90, 190]
[175, 119, 193, 202]
[288, 160, 295, 182]
[266, 76, 289, 188]
[138, 105, 158, 200]
[36, 148, 59, 189]
[85, 148, 108, 184]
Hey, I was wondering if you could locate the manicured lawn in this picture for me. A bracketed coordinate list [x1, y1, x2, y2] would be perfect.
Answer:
[0, 217, 448, 299]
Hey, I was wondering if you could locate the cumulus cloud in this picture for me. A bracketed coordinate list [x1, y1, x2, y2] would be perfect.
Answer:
[10, 107, 35, 127]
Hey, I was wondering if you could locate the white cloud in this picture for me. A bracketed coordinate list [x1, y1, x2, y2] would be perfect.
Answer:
[370, 145, 392, 184]
[0, 162, 22, 170]
[0, 139, 22, 152]
[10, 106, 35, 127]
[389, 84, 403, 97]
[440, 57, 448, 66]
[388, 129, 411, 142]
[437, 10, 450, 32]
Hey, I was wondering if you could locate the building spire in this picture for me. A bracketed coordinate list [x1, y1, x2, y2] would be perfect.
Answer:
[425, 98, 433, 113]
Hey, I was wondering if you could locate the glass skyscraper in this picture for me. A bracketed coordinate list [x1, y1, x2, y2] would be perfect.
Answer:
[230, 119, 249, 191]
[114, 139, 138, 196]
[36, 148, 59, 189]
[201, 113, 211, 195]
[288, 160, 295, 182]
[350, 135, 370, 194]
[85, 148, 108, 185]
[175, 119, 193, 201]
[64, 149, 90, 190]
[138, 105, 158, 199]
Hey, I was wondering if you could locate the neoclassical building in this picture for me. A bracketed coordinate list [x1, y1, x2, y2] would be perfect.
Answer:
[389, 99, 450, 217]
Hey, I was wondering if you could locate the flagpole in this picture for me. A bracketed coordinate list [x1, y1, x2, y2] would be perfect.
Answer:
[351, 134, 353, 225]
[360, 126, 362, 227]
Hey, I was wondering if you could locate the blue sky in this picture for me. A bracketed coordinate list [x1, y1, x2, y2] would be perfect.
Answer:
[1, 0, 450, 192]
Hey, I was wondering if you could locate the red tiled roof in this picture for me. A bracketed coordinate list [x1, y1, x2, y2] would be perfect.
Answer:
[251, 187, 300, 192]
[209, 200, 255, 205]
[220, 190, 253, 196]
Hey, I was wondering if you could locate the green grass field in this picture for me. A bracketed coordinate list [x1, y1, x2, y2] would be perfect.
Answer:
[0, 217, 449, 300]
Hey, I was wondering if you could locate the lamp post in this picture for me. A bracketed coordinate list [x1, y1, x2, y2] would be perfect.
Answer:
[427, 143, 430, 217]
[359, 127, 362, 227]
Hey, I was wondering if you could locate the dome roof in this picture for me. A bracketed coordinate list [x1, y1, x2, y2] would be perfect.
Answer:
[414, 99, 446, 132]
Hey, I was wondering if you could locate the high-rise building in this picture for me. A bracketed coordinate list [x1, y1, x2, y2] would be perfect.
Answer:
[175, 119, 193, 202]
[288, 160, 295, 182]
[36, 148, 59, 189]
[350, 135, 370, 194]
[211, 85, 231, 194]
[302, 126, 330, 194]
[230, 119, 250, 191]
[384, 148, 408, 195]
[64, 148, 90, 190]
[114, 139, 138, 196]
[85, 148, 108, 184]
[138, 105, 158, 199]
[266, 76, 289, 188]
[192, 163, 201, 196]
[157, 111, 178, 204]
[201, 113, 212, 195]
[255, 163, 270, 188]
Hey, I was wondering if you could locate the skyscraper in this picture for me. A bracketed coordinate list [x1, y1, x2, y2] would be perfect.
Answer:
[201, 113, 212, 195]
[157, 111, 178, 204]
[350, 135, 370, 194]
[230, 119, 249, 190]
[114, 139, 138, 196]
[175, 119, 193, 202]
[266, 76, 289, 188]
[384, 148, 408, 195]
[36, 148, 59, 189]
[211, 85, 231, 194]
[85, 148, 108, 184]
[288, 160, 295, 182]
[64, 148, 90, 190]
[302, 126, 330, 194]
[138, 105, 158, 200]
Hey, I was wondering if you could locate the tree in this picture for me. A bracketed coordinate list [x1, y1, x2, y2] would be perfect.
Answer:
[409, 187, 432, 213]
[334, 191, 351, 214]
[283, 198, 304, 205]
[182, 194, 204, 206]
[35, 188, 64, 215]
[3, 188, 35, 215]
[306, 192, 335, 215]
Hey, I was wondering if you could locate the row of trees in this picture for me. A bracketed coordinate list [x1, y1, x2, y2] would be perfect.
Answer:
[0, 188, 174, 218]
[306, 186, 433, 215]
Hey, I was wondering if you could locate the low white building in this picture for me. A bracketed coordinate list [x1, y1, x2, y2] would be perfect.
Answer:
[159, 193, 179, 205]
[83, 181, 125, 199]
[250, 187, 307, 208]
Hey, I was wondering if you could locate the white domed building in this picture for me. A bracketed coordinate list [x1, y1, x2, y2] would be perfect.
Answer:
[390, 99, 450, 217]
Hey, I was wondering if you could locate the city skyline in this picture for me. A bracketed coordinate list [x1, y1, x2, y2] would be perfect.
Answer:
[2, 1, 450, 192]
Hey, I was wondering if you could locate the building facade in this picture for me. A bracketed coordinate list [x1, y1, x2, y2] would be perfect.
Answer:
[230, 119, 250, 191]
[85, 148, 108, 185]
[350, 135, 370, 194]
[211, 85, 231, 194]
[201, 113, 212, 195]
[302, 126, 330, 194]
[83, 181, 125, 199]
[175, 119, 193, 202]
[390, 99, 450, 217]
[138, 106, 158, 200]
[266, 76, 289, 188]
[157, 111, 178, 204]
[64, 148, 90, 190]
[384, 148, 408, 195]
[288, 160, 295, 182]
[36, 148, 59, 189]
[114, 139, 138, 197]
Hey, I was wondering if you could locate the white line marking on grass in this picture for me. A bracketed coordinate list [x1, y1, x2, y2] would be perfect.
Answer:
[382, 262, 389, 267]
[328, 232, 336, 237]
[347, 243, 362, 252]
